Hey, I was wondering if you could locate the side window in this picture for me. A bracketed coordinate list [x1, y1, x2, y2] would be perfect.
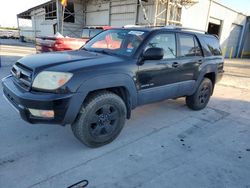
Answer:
[204, 36, 222, 56]
[146, 33, 176, 59]
[179, 34, 196, 57]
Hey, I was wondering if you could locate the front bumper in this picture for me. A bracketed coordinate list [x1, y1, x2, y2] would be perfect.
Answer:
[2, 75, 84, 125]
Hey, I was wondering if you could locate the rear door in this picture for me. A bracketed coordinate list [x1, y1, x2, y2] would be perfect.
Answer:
[175, 33, 203, 95]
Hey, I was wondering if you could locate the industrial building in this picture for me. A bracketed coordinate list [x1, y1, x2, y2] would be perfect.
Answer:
[17, 0, 250, 58]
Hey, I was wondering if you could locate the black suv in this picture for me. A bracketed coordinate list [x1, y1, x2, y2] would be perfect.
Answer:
[2, 27, 224, 147]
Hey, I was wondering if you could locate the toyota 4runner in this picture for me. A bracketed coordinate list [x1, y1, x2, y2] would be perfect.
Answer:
[2, 27, 224, 147]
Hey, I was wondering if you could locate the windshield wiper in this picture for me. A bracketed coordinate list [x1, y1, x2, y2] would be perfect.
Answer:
[92, 49, 114, 55]
[81, 47, 89, 51]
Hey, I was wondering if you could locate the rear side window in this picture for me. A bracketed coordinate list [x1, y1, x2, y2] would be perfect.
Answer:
[204, 36, 222, 56]
[179, 34, 202, 57]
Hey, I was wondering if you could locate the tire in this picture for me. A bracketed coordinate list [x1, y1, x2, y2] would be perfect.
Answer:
[71, 91, 127, 148]
[186, 78, 213, 111]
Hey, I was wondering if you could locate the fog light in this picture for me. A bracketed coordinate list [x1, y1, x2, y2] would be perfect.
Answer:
[29, 109, 54, 118]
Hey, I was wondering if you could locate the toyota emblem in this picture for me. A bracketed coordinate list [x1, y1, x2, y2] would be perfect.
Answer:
[16, 70, 21, 78]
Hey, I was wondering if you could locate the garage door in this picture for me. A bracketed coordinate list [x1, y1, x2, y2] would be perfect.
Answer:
[225, 24, 243, 58]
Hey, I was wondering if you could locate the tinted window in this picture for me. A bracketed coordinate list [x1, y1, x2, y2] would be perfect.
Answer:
[146, 33, 176, 59]
[204, 36, 222, 56]
[179, 34, 196, 57]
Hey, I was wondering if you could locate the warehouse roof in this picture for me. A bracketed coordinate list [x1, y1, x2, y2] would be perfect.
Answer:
[17, 0, 247, 20]
[17, 0, 54, 19]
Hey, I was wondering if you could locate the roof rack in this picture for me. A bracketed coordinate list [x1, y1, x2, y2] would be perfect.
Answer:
[163, 26, 207, 33]
[123, 25, 209, 34]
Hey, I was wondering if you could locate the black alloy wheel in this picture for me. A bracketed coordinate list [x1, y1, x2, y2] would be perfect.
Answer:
[71, 91, 126, 148]
[186, 78, 213, 110]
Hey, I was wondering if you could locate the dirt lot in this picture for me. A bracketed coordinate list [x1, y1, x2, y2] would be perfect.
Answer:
[0, 39, 250, 188]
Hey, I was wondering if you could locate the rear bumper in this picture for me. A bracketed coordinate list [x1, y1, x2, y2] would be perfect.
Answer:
[2, 75, 84, 125]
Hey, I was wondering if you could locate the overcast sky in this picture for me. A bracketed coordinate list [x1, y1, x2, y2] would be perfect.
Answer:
[0, 0, 249, 28]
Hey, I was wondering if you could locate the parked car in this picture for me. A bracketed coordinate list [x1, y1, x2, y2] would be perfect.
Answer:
[2, 27, 224, 147]
[35, 26, 111, 53]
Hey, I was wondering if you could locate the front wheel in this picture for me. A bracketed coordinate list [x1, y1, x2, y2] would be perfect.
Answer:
[186, 78, 213, 110]
[71, 91, 127, 148]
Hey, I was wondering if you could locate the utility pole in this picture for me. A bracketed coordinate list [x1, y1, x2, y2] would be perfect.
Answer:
[16, 17, 20, 38]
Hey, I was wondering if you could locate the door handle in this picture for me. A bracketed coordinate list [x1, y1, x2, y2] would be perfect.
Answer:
[172, 62, 179, 68]
[198, 59, 203, 64]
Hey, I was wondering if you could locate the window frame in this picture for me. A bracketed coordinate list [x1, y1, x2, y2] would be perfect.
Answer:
[194, 35, 203, 57]
[45, 2, 57, 20]
[64, 1, 75, 23]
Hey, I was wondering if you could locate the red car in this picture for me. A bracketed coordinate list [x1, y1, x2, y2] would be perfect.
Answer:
[35, 26, 111, 53]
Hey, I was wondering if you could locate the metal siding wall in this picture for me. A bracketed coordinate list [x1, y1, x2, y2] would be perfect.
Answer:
[63, 0, 85, 37]
[110, 0, 137, 26]
[86, 0, 109, 26]
[137, 0, 155, 25]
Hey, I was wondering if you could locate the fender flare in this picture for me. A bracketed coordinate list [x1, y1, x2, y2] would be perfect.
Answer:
[77, 73, 138, 108]
[193, 64, 218, 94]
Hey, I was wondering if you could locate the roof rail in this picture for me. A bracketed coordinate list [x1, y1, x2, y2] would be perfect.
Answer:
[123, 25, 209, 34]
[123, 25, 143, 28]
[163, 26, 207, 33]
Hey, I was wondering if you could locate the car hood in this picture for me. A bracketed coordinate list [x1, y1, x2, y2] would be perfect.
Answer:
[17, 50, 124, 71]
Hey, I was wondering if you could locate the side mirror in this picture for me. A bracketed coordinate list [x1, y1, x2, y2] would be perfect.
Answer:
[143, 47, 164, 60]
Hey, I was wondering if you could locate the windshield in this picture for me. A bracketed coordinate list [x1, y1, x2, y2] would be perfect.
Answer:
[83, 29, 148, 57]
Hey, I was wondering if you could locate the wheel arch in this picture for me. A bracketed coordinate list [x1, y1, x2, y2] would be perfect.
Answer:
[77, 74, 138, 119]
[194, 64, 217, 95]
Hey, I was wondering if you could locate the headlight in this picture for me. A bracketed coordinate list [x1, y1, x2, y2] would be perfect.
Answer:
[32, 71, 73, 90]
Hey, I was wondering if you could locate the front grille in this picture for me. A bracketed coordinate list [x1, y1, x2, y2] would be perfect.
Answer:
[11, 63, 33, 91]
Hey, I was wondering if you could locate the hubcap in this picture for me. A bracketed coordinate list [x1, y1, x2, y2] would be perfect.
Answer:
[198, 85, 210, 104]
[89, 105, 119, 137]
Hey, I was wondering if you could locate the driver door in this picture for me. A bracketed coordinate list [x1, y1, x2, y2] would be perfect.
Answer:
[137, 32, 180, 105]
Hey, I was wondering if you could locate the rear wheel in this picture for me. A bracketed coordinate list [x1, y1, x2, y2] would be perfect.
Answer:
[186, 78, 213, 110]
[71, 91, 126, 148]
